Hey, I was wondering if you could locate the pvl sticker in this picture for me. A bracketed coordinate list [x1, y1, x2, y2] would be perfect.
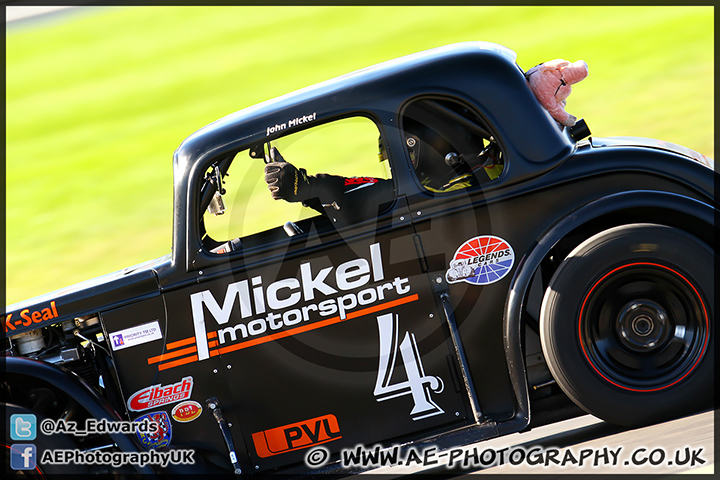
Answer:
[446, 236, 515, 285]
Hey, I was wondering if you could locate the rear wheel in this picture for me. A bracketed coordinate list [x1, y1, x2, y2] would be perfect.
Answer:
[540, 224, 713, 426]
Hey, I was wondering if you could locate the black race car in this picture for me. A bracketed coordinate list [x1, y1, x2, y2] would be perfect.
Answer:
[3, 42, 715, 476]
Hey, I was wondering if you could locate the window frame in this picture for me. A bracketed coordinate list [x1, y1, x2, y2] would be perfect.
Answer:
[398, 94, 505, 195]
[194, 114, 397, 260]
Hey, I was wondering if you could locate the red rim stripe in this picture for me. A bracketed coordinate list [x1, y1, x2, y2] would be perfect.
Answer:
[578, 262, 709, 392]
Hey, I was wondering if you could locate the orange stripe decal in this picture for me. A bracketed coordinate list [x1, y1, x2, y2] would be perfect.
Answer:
[162, 330, 215, 352]
[156, 294, 419, 370]
[158, 354, 199, 371]
[347, 294, 418, 320]
[165, 336, 196, 350]
[216, 294, 419, 357]
[147, 345, 197, 365]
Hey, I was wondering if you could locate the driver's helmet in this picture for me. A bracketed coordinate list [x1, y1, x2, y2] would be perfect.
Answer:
[404, 121, 465, 190]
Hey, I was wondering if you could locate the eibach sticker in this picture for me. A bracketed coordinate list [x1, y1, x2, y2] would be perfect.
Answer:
[135, 411, 172, 448]
[446, 236, 515, 285]
[127, 376, 194, 412]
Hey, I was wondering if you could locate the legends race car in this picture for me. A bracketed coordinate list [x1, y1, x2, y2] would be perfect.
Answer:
[3, 42, 715, 477]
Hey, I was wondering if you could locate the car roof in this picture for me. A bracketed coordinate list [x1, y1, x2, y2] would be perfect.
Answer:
[170, 42, 576, 271]
[173, 42, 521, 170]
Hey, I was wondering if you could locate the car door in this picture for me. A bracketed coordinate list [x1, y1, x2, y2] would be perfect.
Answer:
[157, 116, 475, 472]
[397, 96, 524, 421]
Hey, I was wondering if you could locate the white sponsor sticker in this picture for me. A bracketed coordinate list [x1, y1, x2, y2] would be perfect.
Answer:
[109, 320, 162, 351]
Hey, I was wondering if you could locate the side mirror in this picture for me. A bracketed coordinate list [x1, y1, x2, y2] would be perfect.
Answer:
[569, 118, 591, 142]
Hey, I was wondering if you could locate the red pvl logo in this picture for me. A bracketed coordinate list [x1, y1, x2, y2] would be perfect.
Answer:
[127, 377, 194, 412]
[252, 414, 341, 458]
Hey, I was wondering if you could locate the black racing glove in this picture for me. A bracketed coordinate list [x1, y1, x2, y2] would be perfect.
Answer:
[263, 147, 316, 202]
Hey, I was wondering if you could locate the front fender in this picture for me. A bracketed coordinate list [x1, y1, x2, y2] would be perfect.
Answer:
[500, 190, 716, 431]
[4, 356, 156, 475]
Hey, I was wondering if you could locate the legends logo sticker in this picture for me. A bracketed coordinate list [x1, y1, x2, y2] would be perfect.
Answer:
[446, 236, 515, 285]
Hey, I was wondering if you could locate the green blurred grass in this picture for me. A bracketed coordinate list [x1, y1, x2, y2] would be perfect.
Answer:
[6, 6, 713, 305]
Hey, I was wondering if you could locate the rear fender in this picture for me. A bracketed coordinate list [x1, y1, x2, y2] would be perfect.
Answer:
[501, 190, 716, 431]
[5, 356, 156, 475]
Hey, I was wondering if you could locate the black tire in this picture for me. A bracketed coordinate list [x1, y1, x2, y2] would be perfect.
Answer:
[4, 403, 88, 476]
[540, 223, 714, 427]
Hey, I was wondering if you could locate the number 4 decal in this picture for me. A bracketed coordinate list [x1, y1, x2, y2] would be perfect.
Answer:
[374, 313, 445, 421]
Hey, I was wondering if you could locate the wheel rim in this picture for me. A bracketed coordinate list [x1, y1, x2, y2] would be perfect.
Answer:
[578, 262, 709, 392]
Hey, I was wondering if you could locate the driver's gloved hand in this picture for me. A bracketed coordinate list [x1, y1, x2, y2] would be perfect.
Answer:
[263, 147, 316, 202]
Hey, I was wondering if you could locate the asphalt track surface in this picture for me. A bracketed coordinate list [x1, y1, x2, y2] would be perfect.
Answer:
[360, 409, 715, 476]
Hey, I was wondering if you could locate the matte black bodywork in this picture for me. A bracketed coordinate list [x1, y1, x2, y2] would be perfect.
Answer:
[3, 42, 715, 476]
